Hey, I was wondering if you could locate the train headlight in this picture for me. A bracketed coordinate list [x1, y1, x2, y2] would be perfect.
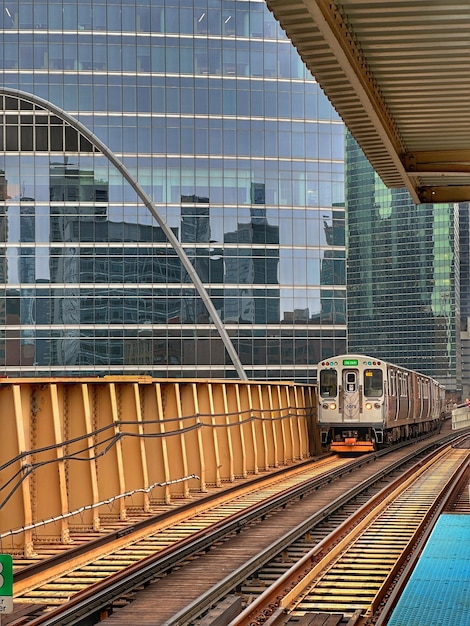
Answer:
[374, 403, 381, 409]
[329, 402, 336, 410]
[365, 402, 373, 410]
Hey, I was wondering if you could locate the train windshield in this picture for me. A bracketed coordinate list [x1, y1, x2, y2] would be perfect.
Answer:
[364, 369, 383, 397]
[319, 369, 337, 397]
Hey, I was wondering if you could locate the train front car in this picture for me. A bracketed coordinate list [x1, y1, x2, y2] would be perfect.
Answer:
[317, 355, 387, 453]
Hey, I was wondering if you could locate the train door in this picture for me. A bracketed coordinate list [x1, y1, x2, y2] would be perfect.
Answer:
[388, 368, 398, 421]
[417, 377, 424, 420]
[342, 368, 361, 421]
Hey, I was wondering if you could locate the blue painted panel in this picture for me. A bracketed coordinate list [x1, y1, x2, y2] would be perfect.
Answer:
[388, 514, 470, 626]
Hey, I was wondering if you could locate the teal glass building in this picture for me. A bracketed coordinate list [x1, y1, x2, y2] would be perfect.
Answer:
[346, 134, 460, 390]
[0, 0, 346, 379]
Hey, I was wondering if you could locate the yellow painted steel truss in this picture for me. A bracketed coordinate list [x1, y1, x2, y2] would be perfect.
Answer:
[0, 377, 317, 556]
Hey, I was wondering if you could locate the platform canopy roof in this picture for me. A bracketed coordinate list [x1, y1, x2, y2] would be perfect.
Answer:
[266, 0, 470, 204]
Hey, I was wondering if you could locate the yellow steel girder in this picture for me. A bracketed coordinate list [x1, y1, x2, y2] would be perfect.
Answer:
[0, 377, 315, 555]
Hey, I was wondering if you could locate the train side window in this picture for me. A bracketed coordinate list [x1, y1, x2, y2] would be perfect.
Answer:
[399, 373, 407, 397]
[319, 370, 337, 397]
[364, 369, 383, 397]
[423, 380, 429, 398]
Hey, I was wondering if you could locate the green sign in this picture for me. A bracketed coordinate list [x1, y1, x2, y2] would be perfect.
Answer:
[343, 359, 358, 366]
[0, 555, 12, 595]
[0, 554, 13, 614]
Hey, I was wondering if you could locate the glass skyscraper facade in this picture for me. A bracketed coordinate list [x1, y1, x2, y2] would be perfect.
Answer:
[346, 134, 461, 390]
[0, 0, 346, 380]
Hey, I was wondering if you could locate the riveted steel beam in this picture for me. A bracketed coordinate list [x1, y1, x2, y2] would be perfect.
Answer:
[0, 377, 315, 554]
[418, 186, 470, 204]
[404, 150, 470, 174]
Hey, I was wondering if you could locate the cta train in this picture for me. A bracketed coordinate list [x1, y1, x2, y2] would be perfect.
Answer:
[317, 354, 446, 453]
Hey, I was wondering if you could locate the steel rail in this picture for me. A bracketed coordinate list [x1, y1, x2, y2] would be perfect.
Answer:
[168, 430, 470, 625]
[228, 434, 470, 626]
[13, 430, 466, 625]
[370, 453, 470, 626]
[13, 457, 319, 585]
[13, 445, 382, 588]
[15, 456, 356, 625]
[161, 441, 439, 626]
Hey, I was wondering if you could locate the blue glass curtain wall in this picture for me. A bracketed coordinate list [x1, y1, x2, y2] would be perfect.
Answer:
[0, 1, 346, 379]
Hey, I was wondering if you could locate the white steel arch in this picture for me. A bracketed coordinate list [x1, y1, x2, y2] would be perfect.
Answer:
[0, 87, 248, 380]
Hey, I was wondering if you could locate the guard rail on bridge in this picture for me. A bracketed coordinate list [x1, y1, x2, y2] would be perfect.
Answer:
[452, 404, 470, 432]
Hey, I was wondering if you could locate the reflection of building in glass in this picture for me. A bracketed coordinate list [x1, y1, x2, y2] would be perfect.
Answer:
[49, 162, 109, 366]
[346, 134, 461, 391]
[224, 208, 280, 325]
[50, 162, 109, 203]
[19, 201, 36, 364]
[0, 171, 7, 364]
[459, 203, 470, 399]
[181, 199, 211, 324]
[0, 1, 347, 381]
[251, 182, 266, 205]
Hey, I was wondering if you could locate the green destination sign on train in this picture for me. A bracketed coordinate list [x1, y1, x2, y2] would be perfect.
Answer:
[343, 359, 358, 366]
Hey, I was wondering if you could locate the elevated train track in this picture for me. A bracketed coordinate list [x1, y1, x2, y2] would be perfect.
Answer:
[1, 375, 467, 625]
[5, 425, 468, 626]
[7, 454, 356, 624]
[234, 435, 470, 626]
